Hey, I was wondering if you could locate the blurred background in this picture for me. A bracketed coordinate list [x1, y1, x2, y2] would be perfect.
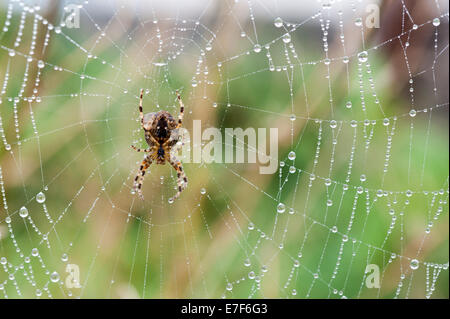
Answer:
[0, 0, 448, 298]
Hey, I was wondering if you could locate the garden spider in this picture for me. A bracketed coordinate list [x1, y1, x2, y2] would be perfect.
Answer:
[131, 89, 187, 202]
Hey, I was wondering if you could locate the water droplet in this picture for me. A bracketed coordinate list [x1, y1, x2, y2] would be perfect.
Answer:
[354, 17, 362, 27]
[327, 199, 333, 207]
[253, 44, 261, 53]
[226, 283, 233, 291]
[37, 60, 45, 68]
[409, 109, 416, 117]
[343, 56, 349, 64]
[324, 58, 330, 65]
[410, 259, 419, 270]
[282, 33, 291, 43]
[50, 271, 60, 283]
[345, 101, 352, 109]
[61, 253, 68, 262]
[383, 118, 390, 126]
[288, 151, 296, 160]
[277, 203, 286, 213]
[330, 120, 337, 128]
[248, 271, 255, 279]
[331, 226, 338, 233]
[19, 206, 28, 218]
[36, 192, 46, 203]
[244, 258, 251, 267]
[360, 174, 366, 182]
[200, 188, 206, 195]
[274, 17, 283, 28]
[5, 216, 11, 224]
[31, 248, 39, 256]
[432, 18, 440, 27]
[168, 198, 174, 204]
[357, 51, 368, 63]
[191, 79, 198, 87]
[8, 50, 15, 57]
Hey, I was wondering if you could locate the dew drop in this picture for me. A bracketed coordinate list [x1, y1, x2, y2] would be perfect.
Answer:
[277, 203, 286, 213]
[288, 151, 296, 161]
[409, 109, 416, 117]
[19, 206, 28, 218]
[37, 60, 45, 68]
[274, 17, 283, 28]
[410, 259, 419, 270]
[253, 44, 261, 53]
[330, 120, 337, 128]
[282, 33, 291, 43]
[432, 18, 440, 27]
[345, 101, 352, 109]
[50, 271, 60, 283]
[357, 51, 368, 63]
[36, 192, 46, 203]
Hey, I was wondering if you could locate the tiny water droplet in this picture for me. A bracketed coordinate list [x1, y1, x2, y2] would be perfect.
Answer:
[432, 18, 440, 27]
[274, 17, 283, 28]
[36, 192, 46, 203]
[288, 151, 296, 160]
[357, 51, 368, 63]
[50, 271, 60, 283]
[277, 203, 286, 213]
[19, 206, 28, 218]
[410, 259, 419, 270]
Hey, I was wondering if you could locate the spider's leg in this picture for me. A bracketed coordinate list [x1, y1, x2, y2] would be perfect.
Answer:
[134, 156, 152, 199]
[175, 90, 184, 129]
[139, 89, 144, 128]
[131, 145, 151, 152]
[168, 155, 187, 202]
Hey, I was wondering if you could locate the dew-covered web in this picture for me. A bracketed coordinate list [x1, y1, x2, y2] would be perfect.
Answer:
[0, 0, 448, 299]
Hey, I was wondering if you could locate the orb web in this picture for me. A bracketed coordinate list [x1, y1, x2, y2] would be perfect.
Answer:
[0, 0, 448, 298]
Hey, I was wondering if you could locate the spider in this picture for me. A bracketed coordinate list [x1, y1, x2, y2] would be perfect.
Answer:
[131, 89, 187, 202]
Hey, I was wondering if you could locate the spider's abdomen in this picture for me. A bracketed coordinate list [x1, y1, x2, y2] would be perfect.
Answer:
[146, 111, 176, 144]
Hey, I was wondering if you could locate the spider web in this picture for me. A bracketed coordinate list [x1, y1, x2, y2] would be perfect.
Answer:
[0, 0, 448, 299]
